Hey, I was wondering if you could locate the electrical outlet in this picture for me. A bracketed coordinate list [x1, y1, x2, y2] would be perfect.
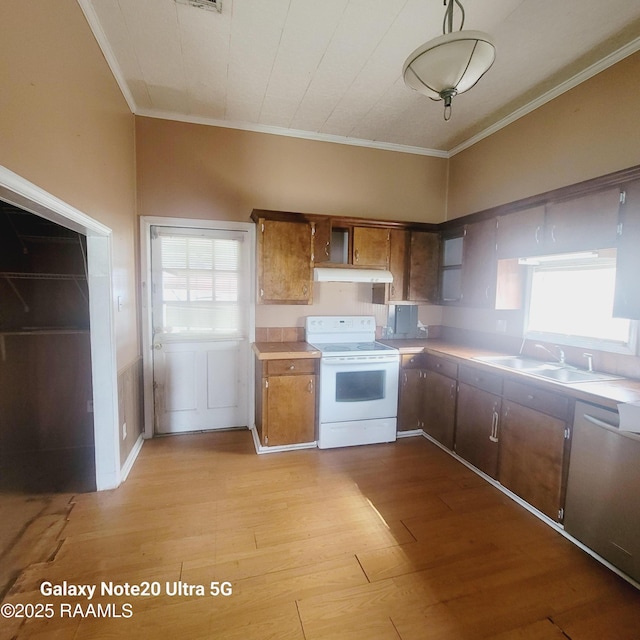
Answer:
[122, 422, 127, 440]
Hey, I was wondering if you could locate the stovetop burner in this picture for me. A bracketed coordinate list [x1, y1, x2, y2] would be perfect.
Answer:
[313, 341, 397, 355]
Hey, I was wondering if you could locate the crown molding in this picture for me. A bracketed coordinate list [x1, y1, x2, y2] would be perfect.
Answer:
[134, 109, 449, 158]
[77, 0, 137, 114]
[449, 36, 640, 157]
[79, 0, 640, 161]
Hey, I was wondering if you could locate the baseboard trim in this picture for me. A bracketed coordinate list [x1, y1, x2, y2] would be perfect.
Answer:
[396, 429, 423, 438]
[249, 426, 317, 455]
[120, 434, 144, 482]
[420, 430, 640, 591]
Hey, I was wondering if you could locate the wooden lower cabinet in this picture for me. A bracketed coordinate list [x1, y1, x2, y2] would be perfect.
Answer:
[498, 379, 572, 521]
[256, 358, 317, 446]
[498, 400, 568, 521]
[423, 370, 456, 449]
[455, 383, 501, 478]
[398, 355, 425, 431]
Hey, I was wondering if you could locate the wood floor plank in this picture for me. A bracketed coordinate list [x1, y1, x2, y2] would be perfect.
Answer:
[4, 430, 639, 640]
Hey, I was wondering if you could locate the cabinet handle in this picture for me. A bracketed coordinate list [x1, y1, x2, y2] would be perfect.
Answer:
[324, 242, 330, 257]
[489, 411, 499, 443]
[289, 364, 295, 370]
[308, 379, 313, 393]
[450, 382, 455, 398]
[355, 249, 360, 262]
[527, 394, 535, 401]
[403, 372, 408, 385]
[551, 225, 557, 243]
[535, 225, 541, 245]
[302, 284, 308, 296]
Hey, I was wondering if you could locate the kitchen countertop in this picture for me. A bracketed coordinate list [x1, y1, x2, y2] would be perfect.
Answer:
[252, 342, 321, 360]
[252, 338, 640, 409]
[380, 338, 640, 411]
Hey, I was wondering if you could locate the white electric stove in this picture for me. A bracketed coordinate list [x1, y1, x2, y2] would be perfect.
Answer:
[305, 316, 399, 449]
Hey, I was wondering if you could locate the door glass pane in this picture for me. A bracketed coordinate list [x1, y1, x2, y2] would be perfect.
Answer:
[336, 370, 385, 402]
[154, 230, 244, 337]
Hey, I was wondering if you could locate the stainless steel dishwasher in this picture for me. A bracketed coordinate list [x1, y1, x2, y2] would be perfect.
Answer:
[564, 400, 640, 583]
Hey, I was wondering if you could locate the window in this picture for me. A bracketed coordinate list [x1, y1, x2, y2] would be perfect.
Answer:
[522, 249, 636, 353]
[154, 229, 246, 337]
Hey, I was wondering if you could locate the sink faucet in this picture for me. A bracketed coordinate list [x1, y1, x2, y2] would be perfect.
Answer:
[583, 352, 594, 372]
[535, 343, 565, 364]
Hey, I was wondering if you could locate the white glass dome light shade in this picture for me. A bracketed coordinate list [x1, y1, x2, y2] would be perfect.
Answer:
[403, 30, 496, 100]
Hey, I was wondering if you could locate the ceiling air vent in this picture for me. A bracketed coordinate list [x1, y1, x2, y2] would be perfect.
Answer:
[175, 0, 222, 12]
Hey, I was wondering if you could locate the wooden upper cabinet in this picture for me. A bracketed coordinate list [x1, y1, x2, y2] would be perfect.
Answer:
[460, 218, 497, 308]
[614, 179, 640, 319]
[352, 227, 390, 268]
[496, 206, 545, 259]
[407, 230, 440, 302]
[257, 218, 313, 304]
[545, 187, 621, 253]
[372, 229, 408, 304]
[313, 217, 332, 264]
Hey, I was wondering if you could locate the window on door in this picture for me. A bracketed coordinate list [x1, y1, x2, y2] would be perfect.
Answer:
[522, 249, 637, 354]
[154, 229, 246, 338]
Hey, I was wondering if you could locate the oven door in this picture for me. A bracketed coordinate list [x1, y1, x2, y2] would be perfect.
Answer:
[319, 355, 399, 424]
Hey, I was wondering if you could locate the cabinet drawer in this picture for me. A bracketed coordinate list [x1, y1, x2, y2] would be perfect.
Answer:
[503, 379, 571, 421]
[401, 353, 427, 369]
[458, 364, 503, 395]
[425, 354, 457, 379]
[265, 358, 317, 376]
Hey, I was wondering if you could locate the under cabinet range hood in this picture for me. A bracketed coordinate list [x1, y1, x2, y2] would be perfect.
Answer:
[313, 268, 393, 283]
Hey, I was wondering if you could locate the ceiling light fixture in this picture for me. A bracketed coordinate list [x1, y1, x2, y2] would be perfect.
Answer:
[403, 0, 496, 121]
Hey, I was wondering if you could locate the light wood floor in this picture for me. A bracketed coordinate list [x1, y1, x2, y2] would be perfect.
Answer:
[4, 430, 640, 640]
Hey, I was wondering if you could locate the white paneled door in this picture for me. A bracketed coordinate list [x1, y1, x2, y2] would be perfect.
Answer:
[150, 226, 250, 434]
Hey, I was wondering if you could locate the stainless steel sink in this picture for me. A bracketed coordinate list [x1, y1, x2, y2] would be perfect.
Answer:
[473, 355, 547, 371]
[473, 355, 621, 384]
[528, 366, 621, 384]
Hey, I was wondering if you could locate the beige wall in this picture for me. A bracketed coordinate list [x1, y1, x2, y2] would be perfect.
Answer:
[136, 117, 449, 330]
[0, 0, 138, 367]
[448, 51, 640, 219]
[136, 117, 448, 224]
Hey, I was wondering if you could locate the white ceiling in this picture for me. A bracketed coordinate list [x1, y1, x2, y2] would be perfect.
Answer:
[80, 0, 640, 156]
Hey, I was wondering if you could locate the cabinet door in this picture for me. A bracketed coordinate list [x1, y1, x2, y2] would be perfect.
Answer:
[407, 231, 440, 302]
[460, 218, 497, 308]
[371, 229, 408, 304]
[388, 229, 408, 301]
[423, 370, 456, 449]
[496, 206, 545, 259]
[313, 218, 332, 264]
[352, 227, 389, 268]
[614, 179, 640, 319]
[258, 219, 313, 304]
[455, 382, 501, 478]
[545, 187, 621, 253]
[264, 374, 316, 446]
[398, 368, 424, 431]
[499, 400, 568, 521]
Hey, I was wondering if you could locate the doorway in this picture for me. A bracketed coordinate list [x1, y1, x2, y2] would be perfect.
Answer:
[0, 203, 94, 492]
[141, 218, 255, 437]
[0, 166, 120, 492]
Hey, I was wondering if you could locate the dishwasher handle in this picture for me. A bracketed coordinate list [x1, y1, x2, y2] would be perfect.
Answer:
[583, 413, 618, 431]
